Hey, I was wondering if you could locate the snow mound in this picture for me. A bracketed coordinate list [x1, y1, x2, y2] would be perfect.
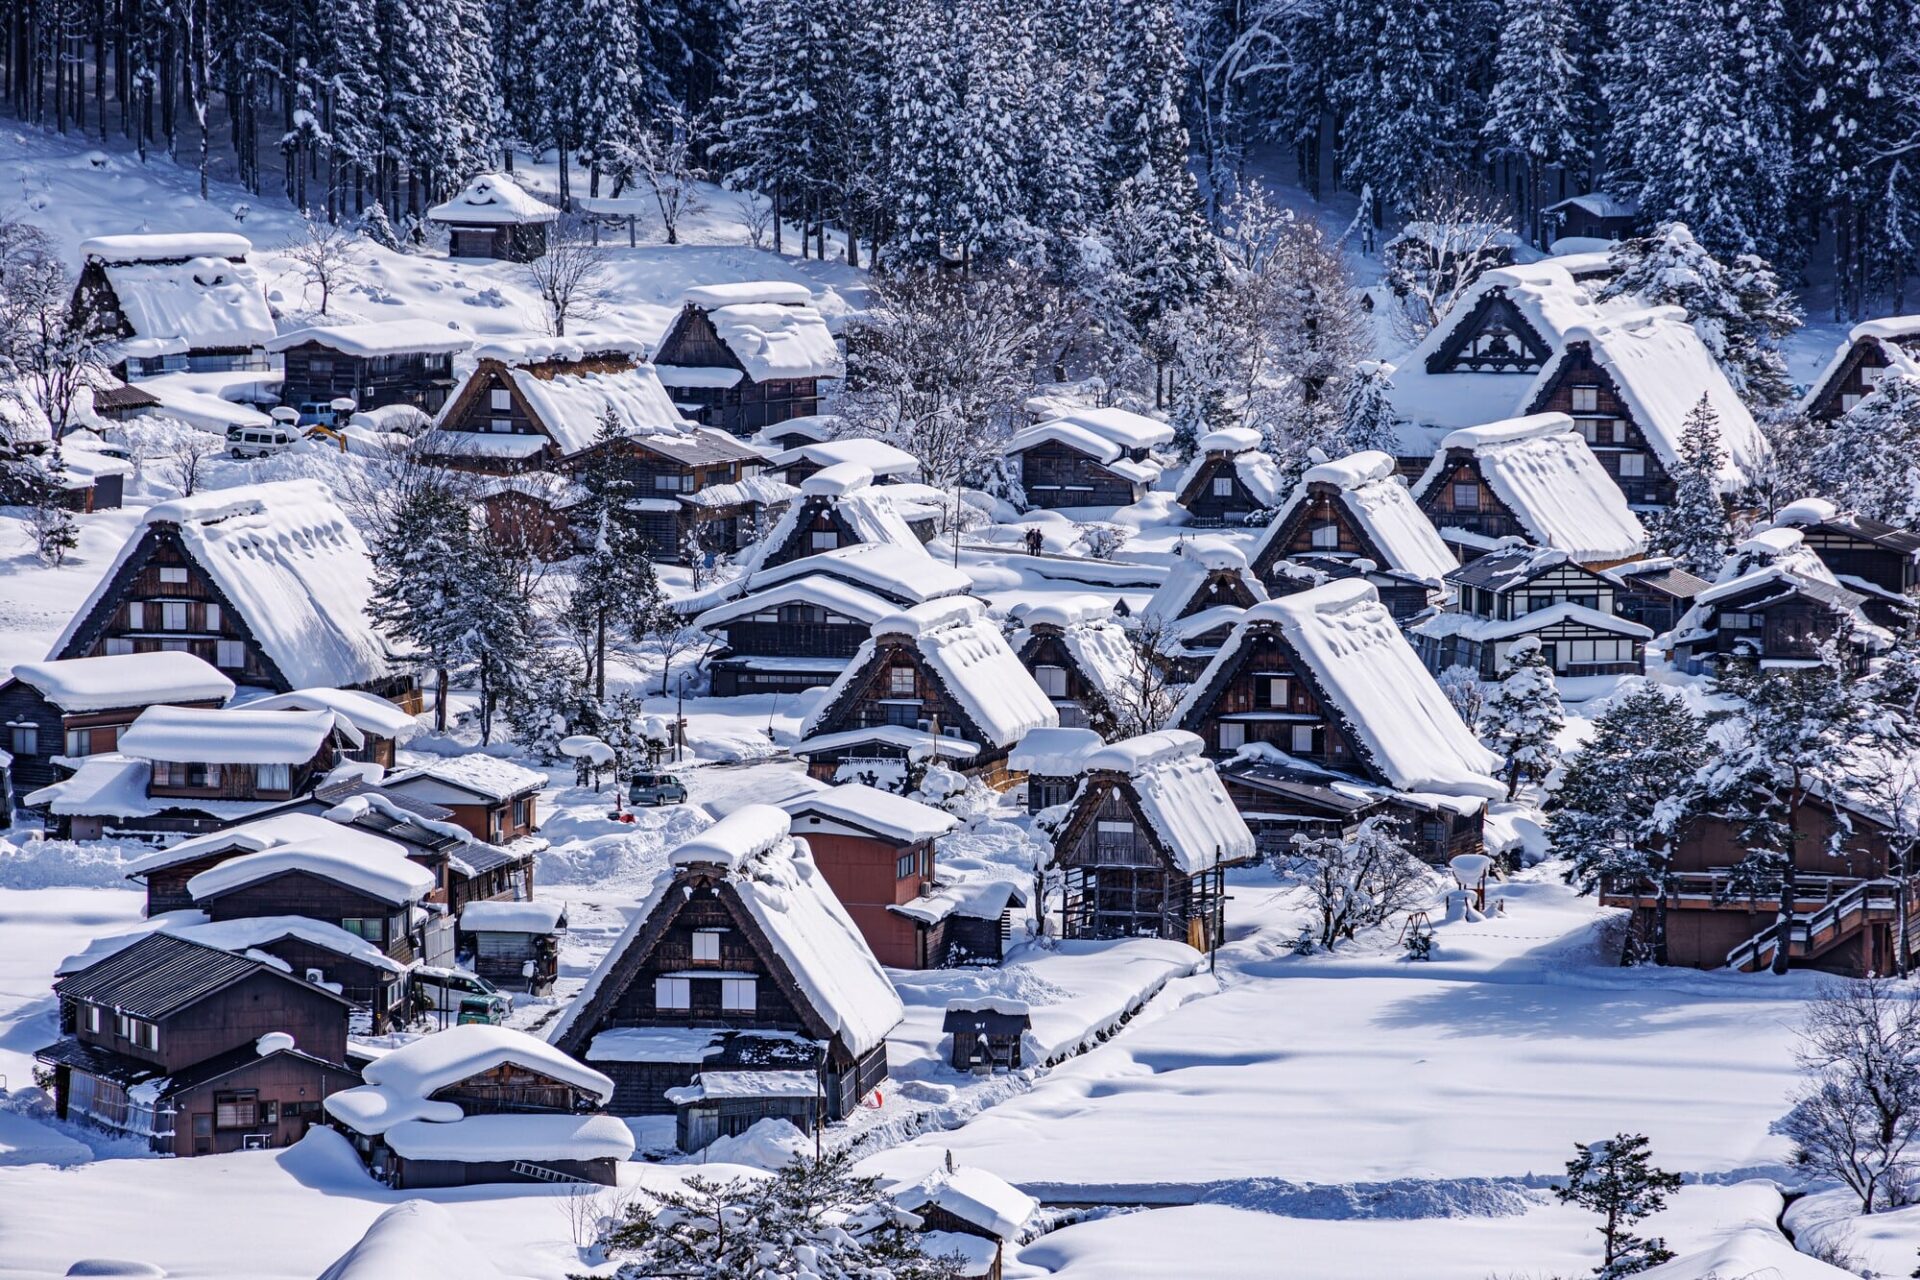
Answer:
[317, 1200, 513, 1280]
[698, 1117, 810, 1169]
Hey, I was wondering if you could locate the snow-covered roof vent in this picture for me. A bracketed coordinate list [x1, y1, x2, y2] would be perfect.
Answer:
[425, 173, 560, 225]
[118, 705, 357, 763]
[670, 803, 794, 870]
[8, 652, 233, 713]
[1009, 726, 1105, 776]
[80, 232, 252, 262]
[801, 462, 875, 497]
[1197, 426, 1262, 454]
[684, 281, 814, 308]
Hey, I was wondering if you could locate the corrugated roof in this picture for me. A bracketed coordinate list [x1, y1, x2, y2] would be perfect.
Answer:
[55, 931, 340, 1018]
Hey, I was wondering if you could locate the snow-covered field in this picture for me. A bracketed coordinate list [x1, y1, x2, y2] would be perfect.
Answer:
[0, 126, 1878, 1278]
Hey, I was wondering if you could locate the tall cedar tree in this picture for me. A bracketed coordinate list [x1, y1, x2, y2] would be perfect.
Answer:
[1480, 635, 1564, 799]
[1557, 683, 1709, 965]
[573, 409, 668, 698]
[1554, 1133, 1683, 1277]
[1810, 373, 1920, 529]
[1650, 396, 1733, 578]
[1482, 0, 1589, 244]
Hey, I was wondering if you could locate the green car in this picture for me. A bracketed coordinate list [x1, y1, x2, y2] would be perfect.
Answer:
[628, 771, 688, 807]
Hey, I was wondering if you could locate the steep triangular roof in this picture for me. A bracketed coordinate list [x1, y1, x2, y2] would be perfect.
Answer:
[1250, 452, 1457, 585]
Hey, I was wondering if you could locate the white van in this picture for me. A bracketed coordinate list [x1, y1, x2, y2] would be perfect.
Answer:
[410, 966, 512, 1023]
[226, 422, 297, 458]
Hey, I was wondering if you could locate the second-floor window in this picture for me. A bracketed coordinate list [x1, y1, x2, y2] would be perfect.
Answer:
[8, 724, 36, 755]
[1212, 476, 1235, 497]
[255, 763, 291, 791]
[692, 930, 721, 962]
[721, 979, 756, 1012]
[896, 851, 919, 880]
[490, 388, 512, 411]
[655, 977, 691, 1010]
[161, 602, 188, 630]
[216, 640, 246, 669]
[1310, 521, 1339, 549]
[341, 917, 384, 942]
[159, 566, 189, 585]
[1035, 665, 1068, 697]
[1451, 483, 1480, 511]
[811, 531, 839, 550]
[1571, 386, 1599, 413]
[512, 798, 528, 828]
[1618, 453, 1646, 478]
[888, 667, 916, 696]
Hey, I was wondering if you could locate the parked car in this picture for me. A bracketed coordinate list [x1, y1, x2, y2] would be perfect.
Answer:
[411, 966, 511, 1022]
[628, 772, 688, 807]
[226, 422, 297, 458]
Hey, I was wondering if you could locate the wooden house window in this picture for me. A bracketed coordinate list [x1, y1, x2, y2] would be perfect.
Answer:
[490, 388, 512, 410]
[811, 531, 840, 551]
[1212, 476, 1235, 497]
[104, 638, 134, 656]
[1218, 723, 1246, 750]
[1618, 454, 1646, 478]
[159, 567, 189, 584]
[721, 979, 757, 1012]
[1263, 677, 1290, 708]
[216, 640, 246, 668]
[1310, 521, 1340, 549]
[888, 667, 917, 696]
[1571, 386, 1599, 413]
[127, 602, 143, 628]
[655, 977, 692, 1010]
[161, 602, 188, 630]
[255, 763, 291, 791]
[8, 724, 36, 755]
[1722, 612, 1753, 629]
[1451, 483, 1480, 511]
[1035, 665, 1069, 697]
[85, 1004, 101, 1033]
[215, 1092, 259, 1128]
[1842, 394, 1862, 412]
[204, 603, 221, 631]
[1291, 725, 1317, 754]
[512, 798, 529, 828]
[341, 917, 383, 942]
[692, 930, 722, 962]
[896, 851, 919, 879]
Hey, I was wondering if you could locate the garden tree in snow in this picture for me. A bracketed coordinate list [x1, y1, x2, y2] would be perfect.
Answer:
[1335, 360, 1401, 458]
[1435, 665, 1485, 735]
[588, 1148, 965, 1280]
[1482, 0, 1588, 246]
[607, 104, 708, 245]
[1554, 1133, 1682, 1277]
[572, 410, 669, 699]
[1382, 180, 1517, 341]
[159, 430, 224, 497]
[1596, 224, 1801, 408]
[1649, 397, 1733, 578]
[1710, 647, 1879, 975]
[286, 210, 359, 316]
[842, 268, 1036, 490]
[1287, 816, 1435, 948]
[525, 226, 612, 337]
[1479, 636, 1563, 799]
[1778, 978, 1920, 1213]
[1556, 683, 1708, 965]
[1109, 614, 1183, 737]
[369, 478, 476, 732]
[1808, 375, 1920, 529]
[0, 231, 109, 438]
[2, 447, 78, 566]
[360, 202, 403, 253]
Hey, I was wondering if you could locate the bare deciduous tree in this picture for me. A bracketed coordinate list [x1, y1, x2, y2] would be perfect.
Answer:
[285, 210, 358, 315]
[0, 221, 110, 438]
[1108, 614, 1182, 738]
[734, 190, 774, 252]
[1383, 179, 1517, 342]
[610, 107, 709, 246]
[1288, 817, 1435, 948]
[525, 225, 612, 337]
[161, 429, 224, 496]
[1778, 978, 1920, 1213]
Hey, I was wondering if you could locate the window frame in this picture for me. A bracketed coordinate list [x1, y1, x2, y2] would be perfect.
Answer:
[654, 977, 692, 1010]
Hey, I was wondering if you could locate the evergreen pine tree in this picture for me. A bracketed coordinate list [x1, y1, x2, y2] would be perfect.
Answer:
[1557, 683, 1708, 964]
[1482, 0, 1589, 245]
[885, 0, 961, 266]
[1650, 396, 1733, 578]
[1333, 0, 1469, 215]
[1809, 374, 1920, 528]
[573, 409, 668, 698]
[1554, 1133, 1683, 1277]
[533, 0, 647, 201]
[950, 0, 1025, 265]
[1598, 223, 1801, 407]
[1480, 636, 1564, 799]
[369, 478, 477, 732]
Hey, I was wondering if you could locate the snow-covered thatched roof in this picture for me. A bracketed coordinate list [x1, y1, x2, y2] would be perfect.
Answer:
[1081, 730, 1255, 873]
[1413, 412, 1647, 562]
[100, 251, 275, 354]
[425, 173, 560, 225]
[549, 806, 904, 1059]
[52, 479, 401, 691]
[1255, 451, 1458, 585]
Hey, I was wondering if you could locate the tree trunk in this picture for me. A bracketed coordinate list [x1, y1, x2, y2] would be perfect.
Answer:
[595, 610, 606, 701]
[434, 667, 449, 732]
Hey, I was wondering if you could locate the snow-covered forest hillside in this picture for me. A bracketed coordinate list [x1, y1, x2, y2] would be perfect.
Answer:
[8, 0, 1920, 1277]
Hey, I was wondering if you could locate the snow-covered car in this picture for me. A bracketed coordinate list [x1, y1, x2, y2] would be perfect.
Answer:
[627, 771, 688, 807]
